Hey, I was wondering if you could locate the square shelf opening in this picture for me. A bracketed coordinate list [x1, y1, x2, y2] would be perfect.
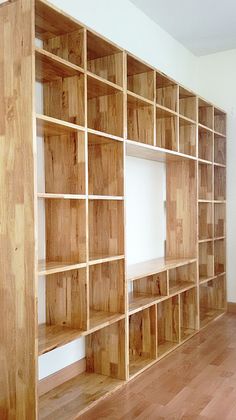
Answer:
[89, 259, 125, 328]
[214, 166, 226, 201]
[179, 117, 196, 156]
[180, 288, 198, 341]
[214, 108, 226, 135]
[179, 87, 197, 121]
[129, 306, 157, 376]
[199, 202, 213, 240]
[88, 134, 124, 196]
[156, 107, 177, 151]
[157, 296, 179, 356]
[214, 239, 226, 275]
[127, 55, 154, 101]
[214, 203, 226, 238]
[200, 276, 226, 328]
[214, 134, 226, 165]
[129, 271, 168, 312]
[156, 72, 178, 112]
[198, 127, 213, 162]
[199, 241, 214, 283]
[87, 31, 123, 87]
[37, 121, 85, 195]
[89, 200, 124, 261]
[198, 163, 213, 200]
[87, 75, 123, 137]
[127, 95, 154, 145]
[198, 99, 213, 129]
[169, 262, 196, 294]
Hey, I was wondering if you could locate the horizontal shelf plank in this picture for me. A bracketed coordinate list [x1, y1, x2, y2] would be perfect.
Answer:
[200, 308, 225, 329]
[38, 260, 86, 276]
[129, 292, 165, 313]
[38, 324, 85, 355]
[169, 281, 196, 295]
[88, 255, 124, 266]
[158, 340, 178, 357]
[199, 276, 216, 285]
[89, 310, 125, 331]
[127, 90, 154, 106]
[36, 113, 85, 136]
[129, 357, 155, 378]
[38, 193, 86, 200]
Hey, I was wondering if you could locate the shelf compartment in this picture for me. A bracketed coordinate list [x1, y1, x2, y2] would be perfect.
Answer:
[129, 271, 168, 312]
[88, 133, 124, 196]
[214, 166, 226, 201]
[199, 202, 213, 240]
[198, 99, 213, 129]
[214, 133, 226, 165]
[169, 262, 197, 294]
[179, 117, 196, 156]
[179, 87, 197, 121]
[214, 108, 226, 136]
[198, 162, 213, 200]
[214, 203, 226, 238]
[214, 238, 226, 275]
[87, 30, 123, 87]
[180, 287, 198, 341]
[127, 54, 154, 101]
[89, 259, 125, 328]
[156, 107, 177, 151]
[156, 72, 178, 112]
[89, 199, 124, 261]
[198, 126, 213, 162]
[38, 323, 85, 356]
[200, 275, 226, 328]
[199, 241, 214, 283]
[127, 94, 154, 145]
[129, 306, 157, 376]
[87, 75, 123, 137]
[157, 296, 179, 356]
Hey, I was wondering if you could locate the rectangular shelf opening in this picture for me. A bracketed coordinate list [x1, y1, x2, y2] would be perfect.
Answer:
[180, 287, 198, 341]
[127, 55, 154, 101]
[214, 203, 226, 238]
[199, 241, 214, 283]
[198, 162, 213, 200]
[200, 275, 226, 328]
[179, 117, 196, 156]
[179, 87, 197, 121]
[214, 108, 226, 135]
[156, 107, 177, 151]
[129, 271, 168, 312]
[214, 133, 226, 165]
[157, 296, 179, 356]
[198, 99, 213, 129]
[156, 72, 178, 112]
[169, 262, 197, 294]
[198, 126, 213, 162]
[214, 166, 226, 201]
[199, 202, 213, 240]
[129, 306, 157, 376]
[214, 238, 226, 275]
[127, 94, 154, 145]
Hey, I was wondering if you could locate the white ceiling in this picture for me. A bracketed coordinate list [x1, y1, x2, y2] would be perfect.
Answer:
[130, 0, 236, 56]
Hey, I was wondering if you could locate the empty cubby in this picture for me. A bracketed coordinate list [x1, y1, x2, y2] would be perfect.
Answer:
[198, 162, 213, 200]
[199, 241, 214, 283]
[214, 239, 226, 275]
[180, 287, 198, 341]
[179, 87, 197, 121]
[214, 134, 226, 165]
[89, 199, 124, 261]
[179, 117, 196, 156]
[214, 203, 226, 238]
[127, 94, 154, 145]
[156, 72, 178, 112]
[127, 54, 154, 101]
[129, 306, 157, 376]
[156, 107, 177, 150]
[88, 134, 124, 196]
[214, 108, 226, 136]
[87, 75, 123, 137]
[198, 99, 213, 129]
[169, 262, 196, 294]
[157, 296, 179, 356]
[214, 166, 226, 201]
[198, 126, 213, 162]
[200, 276, 226, 328]
[198, 202, 213, 240]
[89, 259, 125, 328]
[129, 271, 168, 312]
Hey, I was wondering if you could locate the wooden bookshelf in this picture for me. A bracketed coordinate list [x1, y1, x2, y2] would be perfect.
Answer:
[0, 0, 227, 418]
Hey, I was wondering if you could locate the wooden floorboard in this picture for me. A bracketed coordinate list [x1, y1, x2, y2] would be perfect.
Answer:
[81, 313, 236, 419]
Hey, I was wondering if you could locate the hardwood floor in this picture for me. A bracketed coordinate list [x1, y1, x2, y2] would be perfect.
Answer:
[81, 314, 236, 419]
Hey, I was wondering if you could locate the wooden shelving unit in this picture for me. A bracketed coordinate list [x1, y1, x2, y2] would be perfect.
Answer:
[0, 0, 227, 418]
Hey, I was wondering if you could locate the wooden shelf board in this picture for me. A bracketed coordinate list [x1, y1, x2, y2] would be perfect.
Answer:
[36, 113, 85, 137]
[179, 114, 197, 124]
[87, 127, 124, 142]
[39, 371, 124, 419]
[38, 323, 85, 355]
[38, 260, 86, 276]
[127, 257, 197, 282]
[181, 328, 196, 342]
[158, 340, 178, 357]
[127, 90, 154, 106]
[89, 310, 125, 331]
[198, 238, 214, 243]
[89, 253, 124, 264]
[214, 130, 226, 138]
[198, 158, 213, 165]
[214, 162, 226, 168]
[38, 193, 86, 200]
[87, 74, 122, 99]
[129, 357, 155, 377]
[199, 276, 215, 285]
[156, 103, 178, 116]
[128, 292, 163, 313]
[200, 308, 225, 329]
[88, 195, 124, 201]
[169, 281, 196, 295]
[198, 123, 213, 133]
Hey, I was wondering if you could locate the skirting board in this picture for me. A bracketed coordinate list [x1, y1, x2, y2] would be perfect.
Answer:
[227, 302, 236, 313]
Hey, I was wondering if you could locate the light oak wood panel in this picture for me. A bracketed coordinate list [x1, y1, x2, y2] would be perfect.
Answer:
[156, 72, 178, 112]
[214, 238, 226, 275]
[214, 166, 226, 201]
[214, 133, 226, 165]
[198, 202, 213, 240]
[0, 1, 37, 418]
[179, 117, 196, 156]
[199, 241, 214, 283]
[198, 162, 213, 200]
[38, 324, 85, 356]
[127, 94, 154, 145]
[200, 275, 226, 328]
[214, 203, 226, 237]
[198, 98, 213, 129]
[214, 107, 226, 135]
[157, 296, 179, 356]
[127, 54, 154, 101]
[179, 87, 197, 121]
[129, 272, 168, 312]
[169, 262, 197, 295]
[36, 113, 85, 136]
[156, 108, 178, 151]
[180, 287, 198, 340]
[198, 126, 213, 162]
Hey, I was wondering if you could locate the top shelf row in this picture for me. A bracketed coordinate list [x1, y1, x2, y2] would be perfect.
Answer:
[35, 0, 226, 136]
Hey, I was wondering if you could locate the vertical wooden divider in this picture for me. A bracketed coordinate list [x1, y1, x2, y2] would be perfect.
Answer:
[176, 85, 180, 153]
[196, 97, 200, 330]
[153, 71, 157, 147]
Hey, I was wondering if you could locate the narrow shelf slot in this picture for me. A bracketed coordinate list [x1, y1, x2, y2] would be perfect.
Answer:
[129, 271, 168, 312]
[179, 87, 197, 122]
[214, 203, 226, 237]
[157, 296, 179, 357]
[198, 162, 213, 200]
[214, 133, 226, 165]
[214, 238, 226, 275]
[200, 275, 226, 328]
[214, 166, 226, 201]
[179, 117, 196, 157]
[198, 126, 213, 162]
[169, 262, 197, 295]
[127, 54, 154, 101]
[156, 71, 178, 112]
[180, 287, 198, 341]
[156, 107, 178, 151]
[214, 107, 226, 136]
[127, 94, 154, 145]
[199, 202, 213, 240]
[198, 98, 213, 129]
[199, 241, 214, 283]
